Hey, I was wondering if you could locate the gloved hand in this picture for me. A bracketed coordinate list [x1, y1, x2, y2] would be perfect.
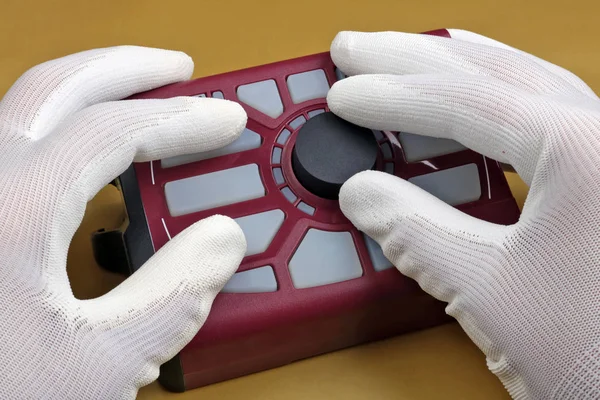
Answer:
[0, 46, 247, 399]
[327, 29, 600, 399]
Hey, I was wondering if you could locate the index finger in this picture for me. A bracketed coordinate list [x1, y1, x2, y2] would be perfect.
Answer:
[0, 46, 194, 142]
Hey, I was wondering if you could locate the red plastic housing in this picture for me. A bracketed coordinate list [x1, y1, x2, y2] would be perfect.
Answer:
[122, 29, 521, 391]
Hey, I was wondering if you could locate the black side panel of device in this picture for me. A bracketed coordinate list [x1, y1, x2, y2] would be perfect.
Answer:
[91, 164, 154, 275]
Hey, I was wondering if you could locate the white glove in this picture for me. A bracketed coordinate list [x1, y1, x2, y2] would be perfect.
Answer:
[327, 29, 600, 399]
[0, 46, 248, 399]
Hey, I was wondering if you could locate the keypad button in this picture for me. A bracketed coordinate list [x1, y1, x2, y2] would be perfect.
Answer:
[165, 164, 264, 216]
[237, 79, 284, 118]
[289, 115, 306, 130]
[297, 202, 315, 215]
[281, 187, 297, 203]
[287, 69, 330, 104]
[399, 132, 466, 162]
[235, 209, 285, 256]
[222, 266, 277, 293]
[289, 229, 362, 288]
[408, 163, 481, 205]
[308, 109, 325, 118]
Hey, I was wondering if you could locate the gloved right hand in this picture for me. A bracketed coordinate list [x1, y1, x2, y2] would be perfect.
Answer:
[327, 29, 600, 399]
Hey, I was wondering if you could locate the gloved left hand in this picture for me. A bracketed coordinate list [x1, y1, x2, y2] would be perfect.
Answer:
[0, 46, 247, 399]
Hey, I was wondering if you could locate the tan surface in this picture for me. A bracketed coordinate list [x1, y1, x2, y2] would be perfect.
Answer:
[1, 0, 597, 398]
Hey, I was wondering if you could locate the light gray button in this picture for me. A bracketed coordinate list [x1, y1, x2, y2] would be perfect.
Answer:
[335, 68, 347, 81]
[363, 234, 393, 271]
[373, 130, 384, 141]
[289, 229, 362, 288]
[237, 79, 283, 118]
[408, 163, 481, 205]
[287, 69, 330, 104]
[221, 266, 277, 293]
[281, 187, 297, 203]
[196, 93, 206, 97]
[161, 128, 261, 168]
[308, 109, 325, 118]
[212, 91, 224, 99]
[272, 147, 282, 164]
[277, 129, 291, 145]
[297, 202, 315, 215]
[165, 164, 265, 216]
[235, 209, 285, 256]
[273, 168, 285, 185]
[399, 132, 466, 162]
[289, 115, 306, 130]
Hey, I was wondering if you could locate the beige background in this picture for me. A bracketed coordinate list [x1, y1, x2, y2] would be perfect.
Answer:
[1, 0, 597, 398]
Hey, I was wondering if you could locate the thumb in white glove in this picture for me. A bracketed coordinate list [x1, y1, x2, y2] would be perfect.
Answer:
[327, 29, 600, 399]
[0, 46, 247, 399]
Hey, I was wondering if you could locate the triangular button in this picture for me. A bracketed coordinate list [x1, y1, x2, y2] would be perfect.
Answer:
[237, 79, 284, 119]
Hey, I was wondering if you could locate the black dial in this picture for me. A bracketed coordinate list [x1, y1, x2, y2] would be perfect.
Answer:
[292, 112, 379, 200]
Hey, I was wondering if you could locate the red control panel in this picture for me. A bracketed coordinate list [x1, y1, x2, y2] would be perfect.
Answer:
[92, 29, 521, 392]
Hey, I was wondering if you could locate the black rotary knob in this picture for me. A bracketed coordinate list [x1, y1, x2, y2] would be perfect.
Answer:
[291, 112, 379, 200]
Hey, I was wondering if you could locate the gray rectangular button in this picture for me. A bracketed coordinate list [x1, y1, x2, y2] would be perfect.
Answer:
[399, 132, 466, 162]
[165, 164, 265, 216]
[408, 163, 481, 205]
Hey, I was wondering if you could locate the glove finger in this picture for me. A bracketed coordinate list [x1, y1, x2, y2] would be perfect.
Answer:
[327, 73, 549, 185]
[446, 28, 598, 99]
[330, 30, 597, 100]
[0, 46, 194, 142]
[43, 96, 246, 202]
[339, 170, 508, 306]
[32, 96, 245, 290]
[82, 215, 246, 387]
